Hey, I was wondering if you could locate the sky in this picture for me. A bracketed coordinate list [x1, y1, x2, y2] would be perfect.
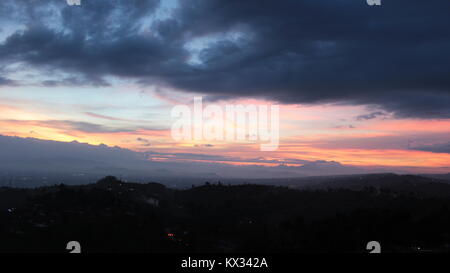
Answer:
[0, 0, 450, 177]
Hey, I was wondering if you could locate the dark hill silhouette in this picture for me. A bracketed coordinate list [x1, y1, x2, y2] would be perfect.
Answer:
[237, 173, 450, 198]
[296, 173, 450, 197]
[1, 176, 450, 253]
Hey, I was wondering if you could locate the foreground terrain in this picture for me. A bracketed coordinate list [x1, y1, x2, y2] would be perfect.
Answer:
[1, 175, 450, 253]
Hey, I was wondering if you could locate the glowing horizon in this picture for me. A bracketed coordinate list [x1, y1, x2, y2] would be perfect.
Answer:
[1, 84, 449, 174]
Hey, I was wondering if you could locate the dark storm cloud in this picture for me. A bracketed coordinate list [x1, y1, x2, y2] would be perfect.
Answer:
[411, 142, 450, 154]
[136, 137, 151, 147]
[0, 75, 14, 86]
[41, 76, 110, 87]
[356, 111, 386, 121]
[2, 119, 165, 134]
[41, 120, 127, 133]
[1, 0, 450, 118]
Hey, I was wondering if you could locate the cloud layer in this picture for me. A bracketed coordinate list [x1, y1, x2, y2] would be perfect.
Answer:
[0, 0, 450, 118]
[0, 134, 369, 179]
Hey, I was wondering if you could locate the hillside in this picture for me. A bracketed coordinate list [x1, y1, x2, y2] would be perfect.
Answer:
[1, 176, 450, 253]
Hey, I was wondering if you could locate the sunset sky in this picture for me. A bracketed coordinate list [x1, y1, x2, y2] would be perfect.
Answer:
[0, 0, 450, 176]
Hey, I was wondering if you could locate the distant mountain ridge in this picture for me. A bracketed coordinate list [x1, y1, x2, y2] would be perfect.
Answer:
[1, 135, 449, 187]
[309, 174, 450, 197]
[230, 173, 450, 198]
